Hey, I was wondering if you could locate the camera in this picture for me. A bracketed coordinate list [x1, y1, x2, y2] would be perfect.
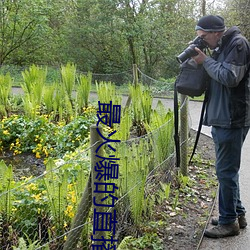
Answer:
[176, 36, 208, 64]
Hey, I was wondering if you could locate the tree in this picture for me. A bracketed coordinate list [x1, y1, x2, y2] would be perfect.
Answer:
[66, 0, 200, 78]
[0, 0, 230, 79]
[64, 0, 130, 73]
[220, 0, 250, 39]
[0, 0, 48, 65]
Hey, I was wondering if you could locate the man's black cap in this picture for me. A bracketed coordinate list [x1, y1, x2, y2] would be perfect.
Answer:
[195, 15, 225, 32]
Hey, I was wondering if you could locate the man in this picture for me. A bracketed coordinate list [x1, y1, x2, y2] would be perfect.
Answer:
[192, 15, 250, 238]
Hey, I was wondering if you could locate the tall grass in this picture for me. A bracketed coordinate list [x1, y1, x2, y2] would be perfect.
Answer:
[129, 84, 152, 123]
[0, 161, 14, 223]
[43, 84, 56, 114]
[96, 81, 122, 105]
[76, 72, 92, 111]
[0, 73, 12, 116]
[43, 158, 69, 245]
[145, 100, 174, 164]
[61, 63, 76, 103]
[21, 65, 47, 118]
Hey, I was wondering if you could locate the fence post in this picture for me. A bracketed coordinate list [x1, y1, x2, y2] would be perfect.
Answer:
[63, 125, 104, 249]
[180, 94, 188, 176]
[63, 174, 92, 250]
[125, 64, 138, 110]
[90, 125, 105, 245]
[133, 64, 138, 86]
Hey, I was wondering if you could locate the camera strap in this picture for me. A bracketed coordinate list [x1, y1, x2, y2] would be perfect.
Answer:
[174, 82, 181, 168]
[189, 91, 208, 164]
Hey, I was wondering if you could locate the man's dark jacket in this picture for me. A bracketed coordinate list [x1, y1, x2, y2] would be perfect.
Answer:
[203, 26, 250, 128]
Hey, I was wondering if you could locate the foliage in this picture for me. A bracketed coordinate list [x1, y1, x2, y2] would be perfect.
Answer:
[0, 161, 15, 222]
[96, 81, 122, 106]
[145, 100, 175, 164]
[21, 65, 47, 118]
[43, 85, 56, 113]
[129, 83, 153, 135]
[220, 0, 250, 39]
[126, 141, 151, 225]
[0, 70, 179, 248]
[12, 177, 49, 241]
[96, 81, 122, 127]
[0, 73, 12, 117]
[0, 0, 52, 65]
[118, 233, 163, 250]
[113, 109, 132, 141]
[13, 235, 46, 250]
[61, 63, 76, 102]
[0, 63, 98, 145]
[77, 72, 92, 110]
[43, 159, 70, 245]
[0, 0, 233, 78]
[0, 150, 90, 248]
[0, 109, 97, 158]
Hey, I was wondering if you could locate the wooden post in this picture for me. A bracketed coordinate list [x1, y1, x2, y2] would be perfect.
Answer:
[63, 174, 92, 250]
[133, 64, 138, 86]
[90, 125, 105, 245]
[63, 125, 104, 249]
[180, 94, 188, 176]
[125, 64, 138, 110]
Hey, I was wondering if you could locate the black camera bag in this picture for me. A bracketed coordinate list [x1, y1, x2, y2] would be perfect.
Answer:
[174, 58, 210, 168]
[175, 58, 209, 97]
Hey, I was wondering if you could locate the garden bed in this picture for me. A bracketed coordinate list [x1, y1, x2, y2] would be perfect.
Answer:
[117, 130, 217, 250]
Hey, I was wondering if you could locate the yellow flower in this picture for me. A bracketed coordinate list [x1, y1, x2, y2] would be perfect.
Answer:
[65, 205, 74, 218]
[42, 147, 49, 157]
[12, 207, 17, 212]
[71, 195, 76, 204]
[32, 193, 42, 201]
[3, 130, 9, 135]
[36, 152, 41, 159]
[14, 149, 22, 155]
[26, 183, 37, 191]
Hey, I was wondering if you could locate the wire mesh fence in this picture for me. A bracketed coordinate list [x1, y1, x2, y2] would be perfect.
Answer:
[0, 65, 190, 249]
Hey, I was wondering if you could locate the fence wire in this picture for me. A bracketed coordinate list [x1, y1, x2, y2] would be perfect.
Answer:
[0, 67, 190, 249]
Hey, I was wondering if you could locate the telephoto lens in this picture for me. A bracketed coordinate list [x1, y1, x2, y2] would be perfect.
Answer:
[176, 36, 208, 63]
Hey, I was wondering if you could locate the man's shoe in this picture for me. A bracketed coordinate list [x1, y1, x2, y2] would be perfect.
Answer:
[211, 214, 247, 229]
[238, 215, 248, 228]
[204, 222, 240, 238]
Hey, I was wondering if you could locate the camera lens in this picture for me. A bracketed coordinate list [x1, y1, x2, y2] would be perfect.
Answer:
[176, 36, 208, 63]
[176, 45, 198, 63]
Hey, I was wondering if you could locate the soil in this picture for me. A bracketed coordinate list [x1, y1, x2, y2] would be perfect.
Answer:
[0, 152, 45, 180]
[159, 130, 217, 250]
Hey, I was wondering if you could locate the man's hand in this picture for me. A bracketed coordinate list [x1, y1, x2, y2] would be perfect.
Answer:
[192, 47, 207, 64]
